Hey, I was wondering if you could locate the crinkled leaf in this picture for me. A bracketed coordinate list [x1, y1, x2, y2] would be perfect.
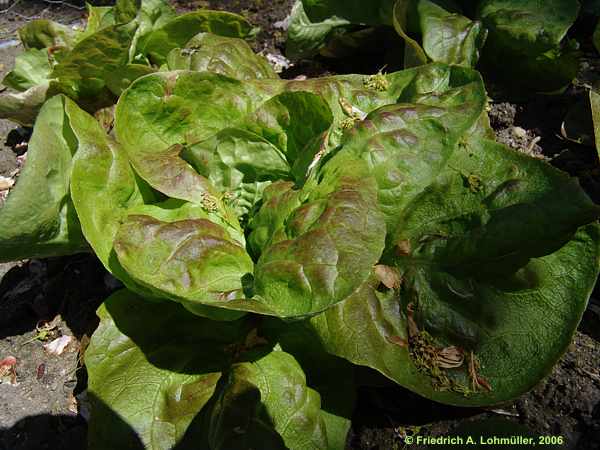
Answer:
[307, 224, 599, 406]
[229, 181, 272, 217]
[321, 64, 487, 236]
[247, 181, 303, 255]
[115, 73, 331, 202]
[477, 0, 580, 91]
[417, 0, 487, 67]
[115, 72, 260, 203]
[184, 90, 333, 191]
[104, 63, 155, 96]
[185, 129, 291, 191]
[115, 64, 471, 197]
[207, 350, 330, 449]
[261, 318, 355, 450]
[477, 0, 579, 55]
[114, 214, 254, 306]
[87, 290, 342, 449]
[167, 33, 277, 80]
[139, 10, 258, 64]
[67, 97, 147, 280]
[243, 91, 332, 166]
[67, 101, 240, 320]
[0, 95, 87, 262]
[130, 0, 177, 60]
[303, 134, 600, 405]
[111, 161, 385, 318]
[138, 0, 177, 29]
[84, 5, 116, 36]
[251, 161, 386, 317]
[18, 19, 79, 51]
[51, 23, 137, 100]
[2, 48, 51, 92]
[285, 1, 351, 60]
[115, 0, 141, 24]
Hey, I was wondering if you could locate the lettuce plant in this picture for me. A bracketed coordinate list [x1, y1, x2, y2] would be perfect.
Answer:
[0, 1, 272, 262]
[288, 0, 582, 92]
[2, 62, 598, 447]
[0, 0, 257, 126]
[1, 2, 599, 448]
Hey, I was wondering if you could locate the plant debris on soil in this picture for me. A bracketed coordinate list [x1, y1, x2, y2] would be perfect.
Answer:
[1, 1, 600, 450]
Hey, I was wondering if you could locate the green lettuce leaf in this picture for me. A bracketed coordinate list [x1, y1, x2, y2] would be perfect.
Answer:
[51, 23, 138, 100]
[299, 0, 484, 67]
[0, 95, 87, 262]
[299, 129, 600, 405]
[100, 64, 486, 318]
[83, 5, 116, 36]
[2, 48, 52, 92]
[114, 73, 332, 203]
[130, 0, 177, 60]
[111, 70, 401, 317]
[0, 82, 53, 126]
[321, 64, 487, 235]
[305, 224, 599, 406]
[167, 33, 277, 80]
[67, 98, 242, 320]
[285, 1, 352, 60]
[86, 289, 350, 449]
[109, 161, 385, 318]
[139, 10, 258, 64]
[67, 97, 148, 278]
[250, 159, 385, 316]
[17, 19, 79, 51]
[115, 0, 141, 24]
[417, 0, 487, 67]
[476, 0, 581, 91]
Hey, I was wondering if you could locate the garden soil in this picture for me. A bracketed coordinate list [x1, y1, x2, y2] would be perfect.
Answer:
[0, 1, 599, 449]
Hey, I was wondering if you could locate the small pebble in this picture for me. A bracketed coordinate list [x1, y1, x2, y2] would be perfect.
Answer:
[0, 175, 15, 191]
[36, 363, 45, 381]
[512, 126, 528, 139]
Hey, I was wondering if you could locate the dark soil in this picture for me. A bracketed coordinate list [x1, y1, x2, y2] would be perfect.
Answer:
[1, 1, 600, 450]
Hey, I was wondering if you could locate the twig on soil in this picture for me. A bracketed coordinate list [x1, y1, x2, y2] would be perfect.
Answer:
[0, 0, 21, 15]
[527, 136, 541, 154]
[580, 368, 600, 384]
[5, 7, 50, 21]
[0, 0, 83, 25]
[40, 0, 85, 10]
[488, 408, 519, 418]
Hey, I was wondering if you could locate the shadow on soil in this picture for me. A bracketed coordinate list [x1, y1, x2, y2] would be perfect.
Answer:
[0, 413, 87, 450]
[0, 254, 118, 341]
[0, 388, 482, 450]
